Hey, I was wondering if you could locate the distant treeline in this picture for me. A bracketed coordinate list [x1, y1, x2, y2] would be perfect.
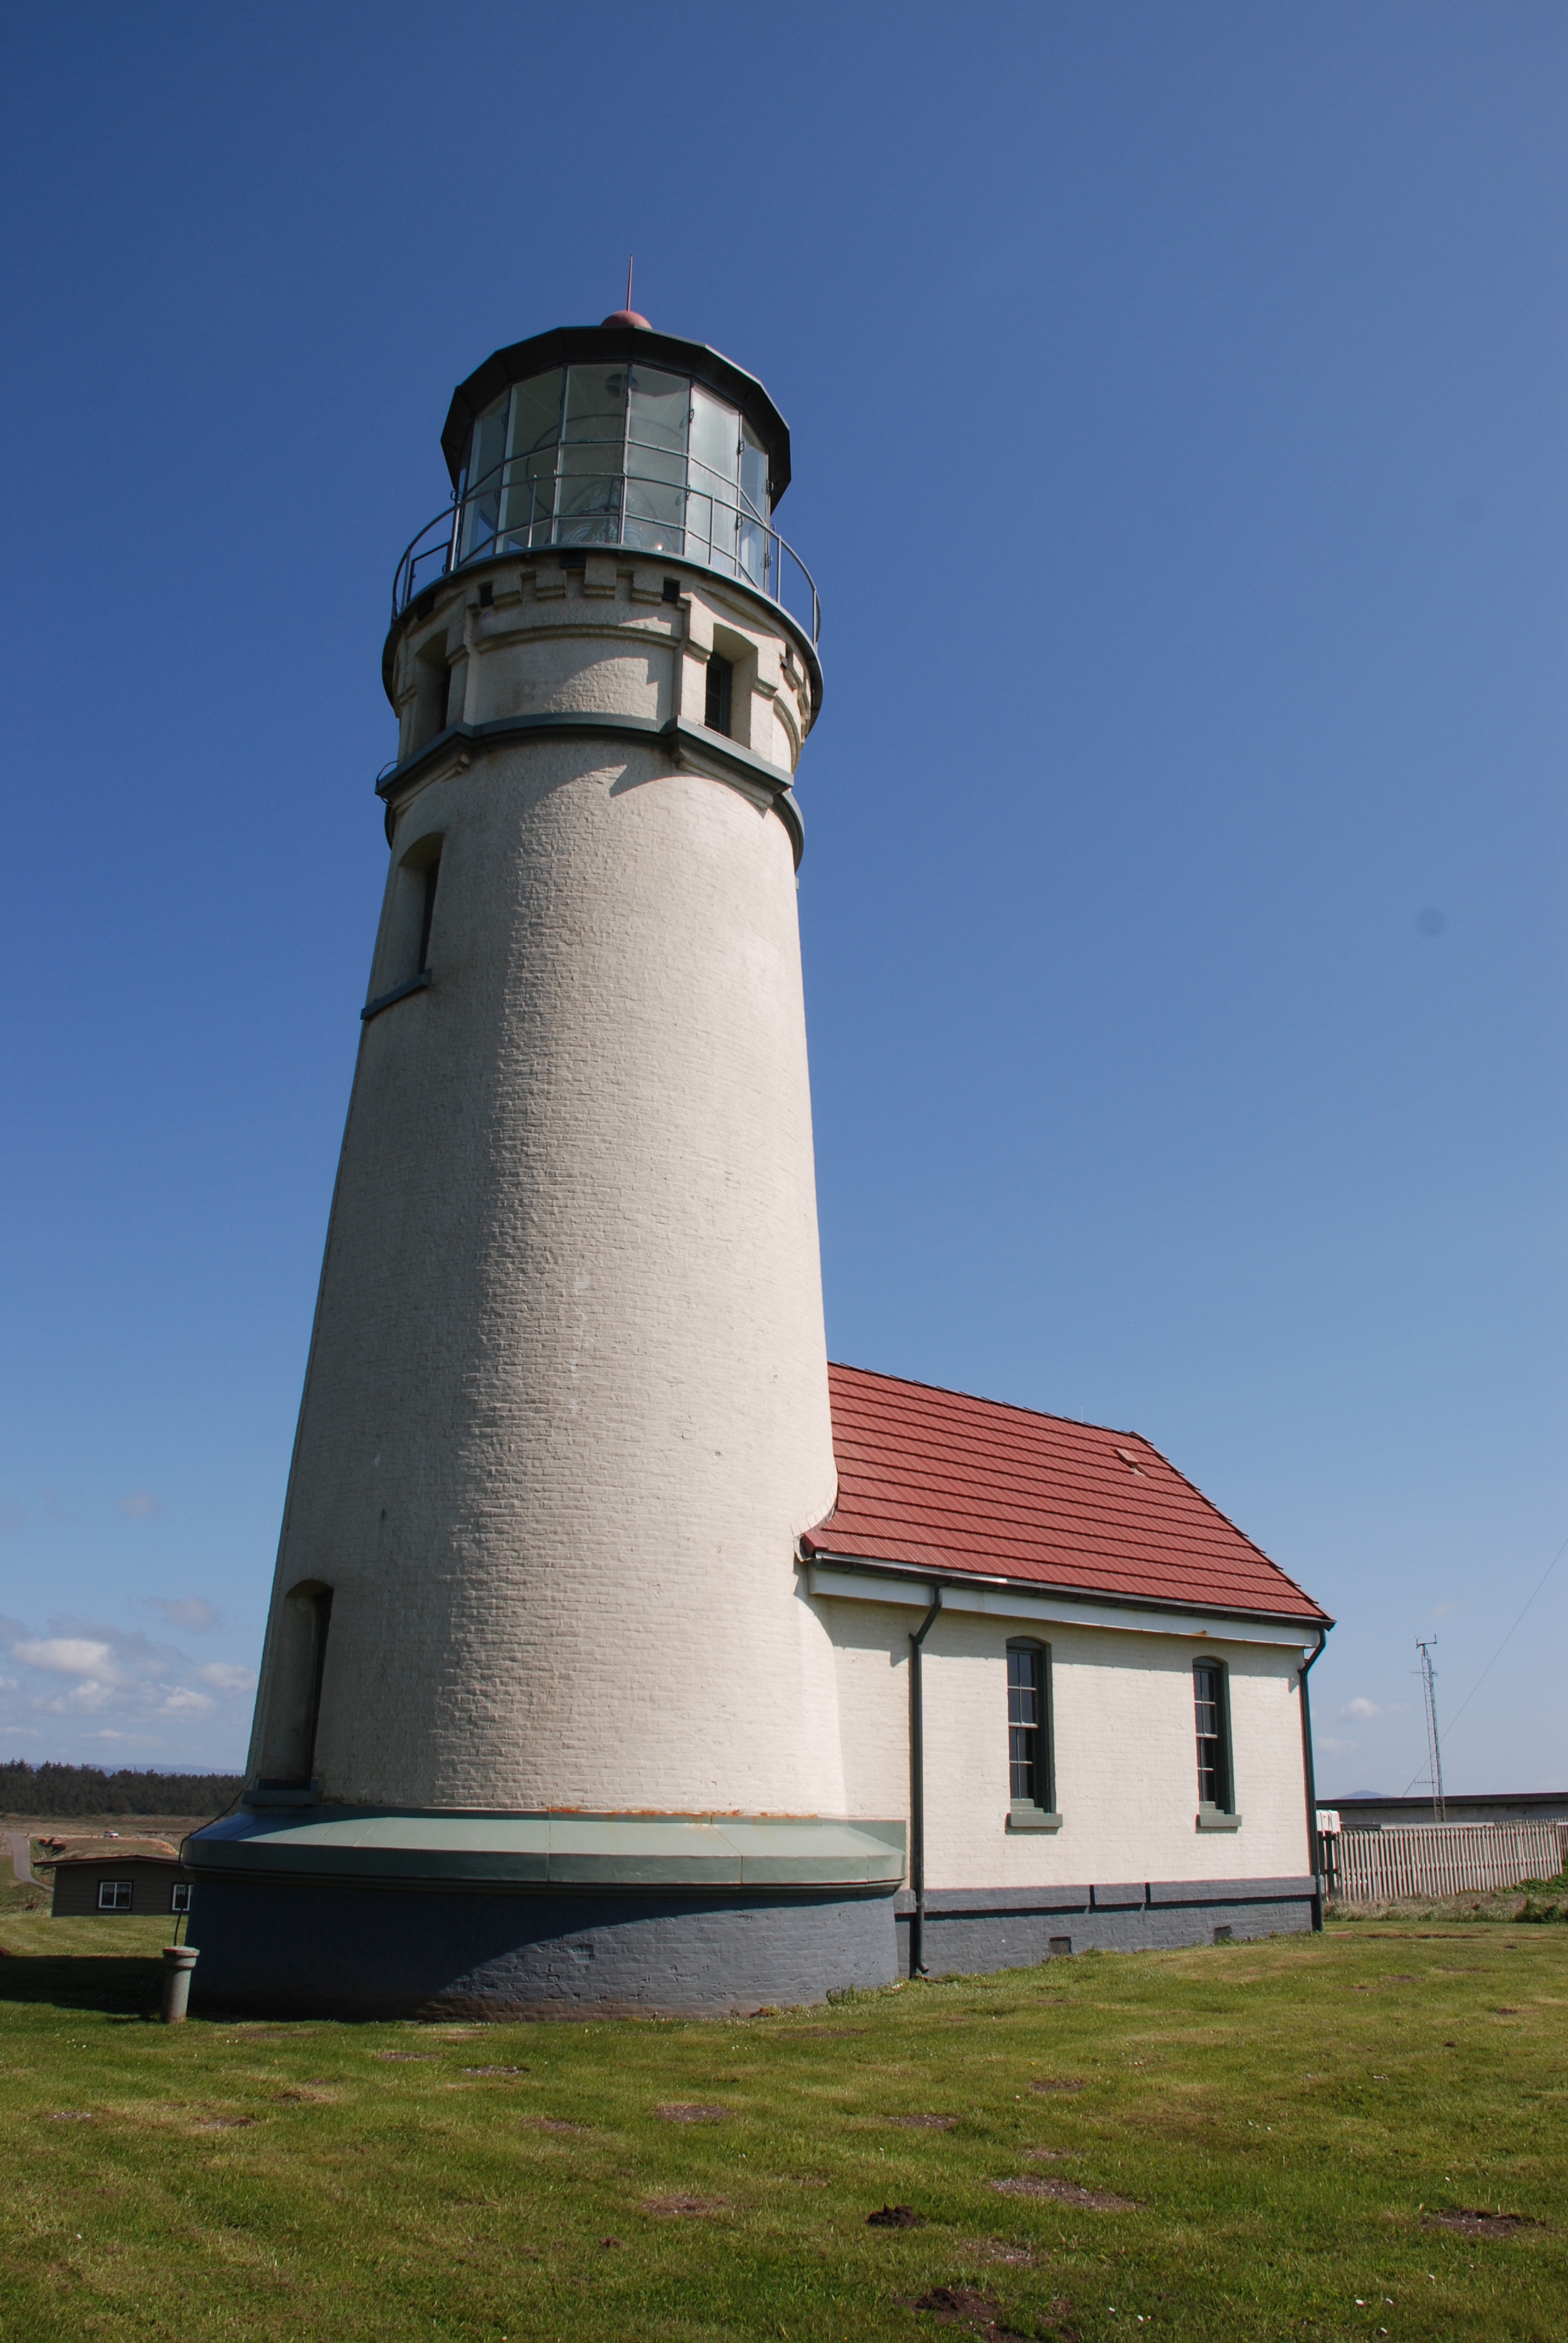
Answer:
[0, 1761, 243, 1817]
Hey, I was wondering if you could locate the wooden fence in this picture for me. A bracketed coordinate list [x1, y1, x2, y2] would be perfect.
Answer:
[1324, 1820, 1567, 1905]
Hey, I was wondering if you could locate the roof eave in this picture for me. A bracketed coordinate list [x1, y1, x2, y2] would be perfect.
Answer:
[799, 1544, 1334, 1635]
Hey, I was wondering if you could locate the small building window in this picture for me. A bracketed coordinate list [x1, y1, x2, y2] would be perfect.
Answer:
[98, 1880, 132, 1911]
[1006, 1640, 1056, 1824]
[171, 1882, 193, 1914]
[1194, 1660, 1232, 1810]
[704, 653, 733, 736]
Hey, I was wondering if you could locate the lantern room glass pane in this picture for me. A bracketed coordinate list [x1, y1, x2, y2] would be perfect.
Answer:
[687, 385, 739, 574]
[558, 364, 627, 544]
[624, 364, 687, 553]
[460, 391, 508, 562]
[500, 369, 561, 550]
[739, 418, 770, 587]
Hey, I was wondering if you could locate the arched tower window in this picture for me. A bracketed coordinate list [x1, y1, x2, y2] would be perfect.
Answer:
[258, 1580, 334, 1787]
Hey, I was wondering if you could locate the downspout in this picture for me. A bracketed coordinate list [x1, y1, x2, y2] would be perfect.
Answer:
[1297, 1633, 1328, 1933]
[907, 1586, 943, 1978]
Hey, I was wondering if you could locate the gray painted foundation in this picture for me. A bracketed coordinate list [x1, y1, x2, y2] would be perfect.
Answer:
[896, 1875, 1316, 1976]
[186, 1879, 899, 2019]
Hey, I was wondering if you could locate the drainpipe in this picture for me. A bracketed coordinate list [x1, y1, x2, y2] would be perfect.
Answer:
[1297, 1633, 1328, 1932]
[907, 1585, 944, 1979]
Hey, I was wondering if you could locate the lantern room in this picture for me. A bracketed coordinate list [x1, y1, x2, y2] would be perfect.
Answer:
[393, 316, 818, 640]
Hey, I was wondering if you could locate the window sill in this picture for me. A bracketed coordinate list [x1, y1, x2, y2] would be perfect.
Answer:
[1007, 1806, 1062, 1834]
[361, 969, 432, 1023]
[1196, 1807, 1242, 1832]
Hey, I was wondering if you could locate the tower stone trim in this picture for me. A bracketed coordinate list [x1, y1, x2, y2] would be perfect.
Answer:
[378, 708, 805, 867]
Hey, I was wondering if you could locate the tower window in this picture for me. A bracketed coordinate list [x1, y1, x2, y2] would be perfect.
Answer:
[1194, 1660, 1232, 1811]
[413, 639, 451, 750]
[1006, 1640, 1054, 1815]
[704, 653, 733, 736]
[258, 1580, 334, 1787]
[418, 855, 441, 974]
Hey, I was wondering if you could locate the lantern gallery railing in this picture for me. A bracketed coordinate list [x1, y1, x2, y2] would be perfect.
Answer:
[393, 460, 821, 645]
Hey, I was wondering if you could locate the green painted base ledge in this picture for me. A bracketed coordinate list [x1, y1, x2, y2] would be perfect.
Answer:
[183, 1806, 906, 1893]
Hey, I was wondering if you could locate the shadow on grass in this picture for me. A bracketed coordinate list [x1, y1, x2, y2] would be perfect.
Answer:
[0, 1950, 162, 2016]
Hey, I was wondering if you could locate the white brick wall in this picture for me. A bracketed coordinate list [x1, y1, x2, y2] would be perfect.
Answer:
[819, 1593, 1314, 1887]
[250, 561, 841, 1815]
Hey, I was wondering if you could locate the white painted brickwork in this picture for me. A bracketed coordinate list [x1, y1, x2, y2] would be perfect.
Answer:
[820, 1595, 1314, 1889]
[250, 561, 841, 1815]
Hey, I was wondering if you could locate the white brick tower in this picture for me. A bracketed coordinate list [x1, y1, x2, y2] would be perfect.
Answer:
[186, 316, 903, 2016]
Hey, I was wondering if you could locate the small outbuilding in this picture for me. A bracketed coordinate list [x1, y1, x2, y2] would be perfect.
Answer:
[802, 1365, 1334, 1972]
[48, 1841, 194, 1920]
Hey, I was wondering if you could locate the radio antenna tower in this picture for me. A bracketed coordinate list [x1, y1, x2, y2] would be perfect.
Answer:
[1416, 1639, 1445, 1822]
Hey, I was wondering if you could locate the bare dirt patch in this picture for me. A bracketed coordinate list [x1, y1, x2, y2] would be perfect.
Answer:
[910, 2284, 1038, 2336]
[192, 2115, 257, 2132]
[655, 2102, 728, 2123]
[462, 2064, 529, 2076]
[992, 2176, 1140, 2211]
[1024, 2148, 1072, 2160]
[1427, 2209, 1539, 2239]
[373, 2051, 436, 2063]
[643, 2193, 727, 2217]
[1029, 2077, 1087, 2093]
[885, 2112, 958, 2129]
[524, 2117, 590, 2134]
[867, 2203, 921, 2228]
[48, 2111, 92, 2122]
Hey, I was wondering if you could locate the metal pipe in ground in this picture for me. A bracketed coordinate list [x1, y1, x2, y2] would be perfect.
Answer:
[160, 1945, 198, 2023]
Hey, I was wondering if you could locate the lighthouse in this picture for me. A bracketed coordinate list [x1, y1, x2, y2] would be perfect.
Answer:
[184, 314, 904, 2017]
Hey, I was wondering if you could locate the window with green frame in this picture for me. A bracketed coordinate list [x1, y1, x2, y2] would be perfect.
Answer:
[1007, 1640, 1055, 1818]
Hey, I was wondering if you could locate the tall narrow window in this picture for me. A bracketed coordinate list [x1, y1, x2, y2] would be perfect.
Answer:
[257, 1580, 334, 1786]
[704, 653, 733, 736]
[418, 855, 441, 974]
[1007, 1640, 1055, 1822]
[1194, 1661, 1231, 1810]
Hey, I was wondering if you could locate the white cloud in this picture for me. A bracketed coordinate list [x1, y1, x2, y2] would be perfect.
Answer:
[13, 1637, 122, 1682]
[147, 1596, 222, 1633]
[158, 1687, 216, 1715]
[1340, 1697, 1383, 1721]
[0, 1608, 258, 1768]
[55, 1679, 118, 1713]
[117, 1490, 164, 1521]
[192, 1662, 254, 1694]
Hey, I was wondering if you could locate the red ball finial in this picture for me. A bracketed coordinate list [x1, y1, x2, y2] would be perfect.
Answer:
[601, 309, 651, 329]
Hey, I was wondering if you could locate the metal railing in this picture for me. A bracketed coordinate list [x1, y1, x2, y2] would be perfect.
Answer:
[392, 459, 821, 645]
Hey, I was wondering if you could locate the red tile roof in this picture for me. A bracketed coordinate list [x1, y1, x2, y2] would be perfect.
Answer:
[807, 1363, 1330, 1625]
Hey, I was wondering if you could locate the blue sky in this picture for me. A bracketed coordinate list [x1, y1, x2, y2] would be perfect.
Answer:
[1, 3, 1562, 1795]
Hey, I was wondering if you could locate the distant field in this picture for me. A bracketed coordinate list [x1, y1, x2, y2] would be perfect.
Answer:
[0, 1915, 1562, 2341]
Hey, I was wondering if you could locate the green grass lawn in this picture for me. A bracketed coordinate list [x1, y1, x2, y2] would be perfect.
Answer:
[0, 1913, 1563, 2342]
